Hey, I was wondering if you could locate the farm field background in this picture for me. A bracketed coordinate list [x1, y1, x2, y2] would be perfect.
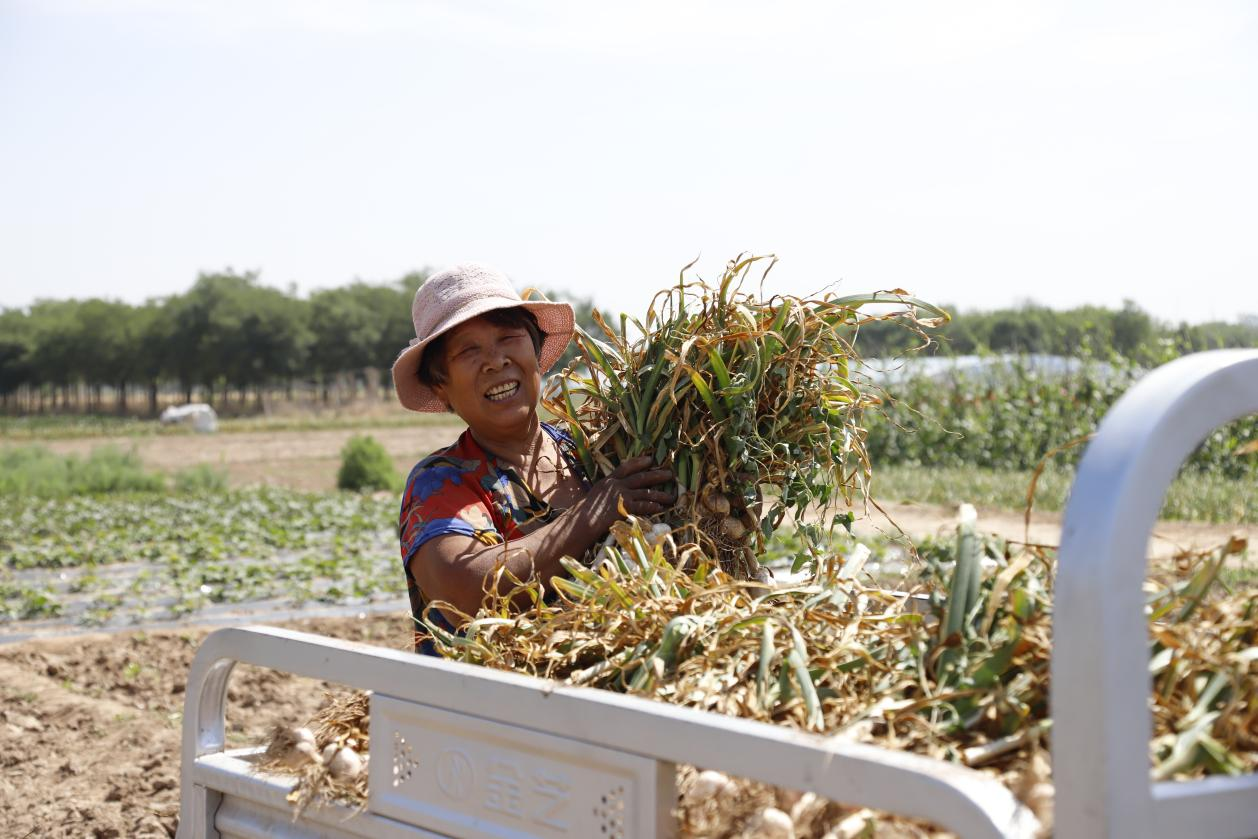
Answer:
[9, 414, 462, 491]
[1, 396, 1253, 837]
[3, 414, 1253, 641]
[5, 1, 1257, 829]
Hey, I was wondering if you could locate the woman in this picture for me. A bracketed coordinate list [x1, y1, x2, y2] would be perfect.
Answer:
[391, 263, 674, 654]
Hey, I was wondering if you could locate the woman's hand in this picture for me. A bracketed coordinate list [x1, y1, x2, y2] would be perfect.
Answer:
[413, 456, 675, 618]
[579, 456, 676, 531]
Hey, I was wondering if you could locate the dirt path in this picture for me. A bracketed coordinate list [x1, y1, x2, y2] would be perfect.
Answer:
[855, 501, 1255, 561]
[12, 422, 1252, 555]
[20, 422, 466, 492]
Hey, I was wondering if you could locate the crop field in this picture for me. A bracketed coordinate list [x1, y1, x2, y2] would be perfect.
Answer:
[0, 429, 436, 838]
[2, 339, 1255, 836]
[0, 420, 466, 641]
[870, 463, 1258, 526]
[0, 460, 922, 640]
[0, 489, 403, 632]
[18, 420, 463, 491]
[5, 422, 1250, 642]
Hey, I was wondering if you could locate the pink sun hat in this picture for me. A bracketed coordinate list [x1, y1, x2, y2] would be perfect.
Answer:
[391, 263, 575, 412]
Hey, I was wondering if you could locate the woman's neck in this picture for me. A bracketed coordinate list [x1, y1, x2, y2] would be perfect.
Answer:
[469, 415, 544, 471]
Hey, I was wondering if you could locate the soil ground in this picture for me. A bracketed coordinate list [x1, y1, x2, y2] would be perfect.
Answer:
[0, 612, 410, 838]
[853, 499, 1255, 562]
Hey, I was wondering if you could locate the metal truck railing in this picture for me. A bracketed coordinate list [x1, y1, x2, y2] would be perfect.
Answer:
[1052, 349, 1258, 839]
[177, 349, 1258, 839]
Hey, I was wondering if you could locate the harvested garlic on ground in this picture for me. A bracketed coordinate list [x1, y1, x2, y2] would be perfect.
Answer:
[747, 806, 795, 839]
[689, 769, 733, 800]
[328, 746, 364, 781]
[269, 726, 319, 769]
[775, 790, 800, 814]
[832, 808, 875, 838]
[793, 792, 820, 825]
[291, 740, 319, 766]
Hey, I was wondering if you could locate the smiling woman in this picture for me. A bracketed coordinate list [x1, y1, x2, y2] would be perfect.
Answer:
[418, 307, 546, 437]
[390, 264, 674, 654]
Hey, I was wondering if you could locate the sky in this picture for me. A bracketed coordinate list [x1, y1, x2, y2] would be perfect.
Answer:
[1, 0, 1256, 325]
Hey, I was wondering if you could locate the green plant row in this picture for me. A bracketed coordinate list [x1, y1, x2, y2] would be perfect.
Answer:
[868, 464, 1257, 525]
[0, 411, 459, 441]
[542, 254, 946, 578]
[0, 445, 229, 497]
[864, 360, 1258, 479]
[0, 434, 403, 497]
[0, 488, 404, 628]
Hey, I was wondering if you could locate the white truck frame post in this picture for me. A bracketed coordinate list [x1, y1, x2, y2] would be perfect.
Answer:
[1053, 348, 1258, 839]
[176, 349, 1258, 839]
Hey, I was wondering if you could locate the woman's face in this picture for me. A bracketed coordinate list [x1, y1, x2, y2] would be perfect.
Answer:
[430, 314, 542, 438]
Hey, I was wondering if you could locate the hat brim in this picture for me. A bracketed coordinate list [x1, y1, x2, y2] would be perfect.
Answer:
[392, 299, 575, 412]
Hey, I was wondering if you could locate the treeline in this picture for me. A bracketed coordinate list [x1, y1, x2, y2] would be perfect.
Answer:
[856, 300, 1258, 360]
[4, 275, 1255, 417]
[0, 270, 597, 416]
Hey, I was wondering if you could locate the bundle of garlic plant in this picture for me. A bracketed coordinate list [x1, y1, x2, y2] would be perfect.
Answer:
[423, 517, 1255, 784]
[258, 689, 371, 815]
[540, 254, 947, 578]
[428, 515, 1054, 763]
[268, 521, 1253, 835]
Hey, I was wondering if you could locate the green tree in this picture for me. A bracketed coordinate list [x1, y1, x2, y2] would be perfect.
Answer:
[988, 310, 1046, 353]
[537, 287, 600, 371]
[0, 309, 33, 408]
[74, 299, 143, 413]
[25, 300, 83, 409]
[166, 270, 312, 405]
[233, 283, 310, 404]
[133, 300, 173, 415]
[166, 281, 214, 403]
[308, 283, 384, 400]
[1111, 299, 1154, 359]
[373, 272, 429, 372]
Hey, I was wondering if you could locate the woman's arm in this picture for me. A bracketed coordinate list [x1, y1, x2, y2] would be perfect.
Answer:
[410, 456, 674, 619]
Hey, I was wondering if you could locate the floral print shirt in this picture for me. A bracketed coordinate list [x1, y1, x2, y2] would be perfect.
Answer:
[399, 422, 587, 654]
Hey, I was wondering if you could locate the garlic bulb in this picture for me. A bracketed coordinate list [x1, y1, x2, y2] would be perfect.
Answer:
[747, 806, 794, 839]
[689, 769, 734, 800]
[327, 746, 364, 781]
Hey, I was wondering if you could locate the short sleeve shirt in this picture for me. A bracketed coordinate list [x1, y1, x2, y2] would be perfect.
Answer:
[399, 422, 588, 654]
